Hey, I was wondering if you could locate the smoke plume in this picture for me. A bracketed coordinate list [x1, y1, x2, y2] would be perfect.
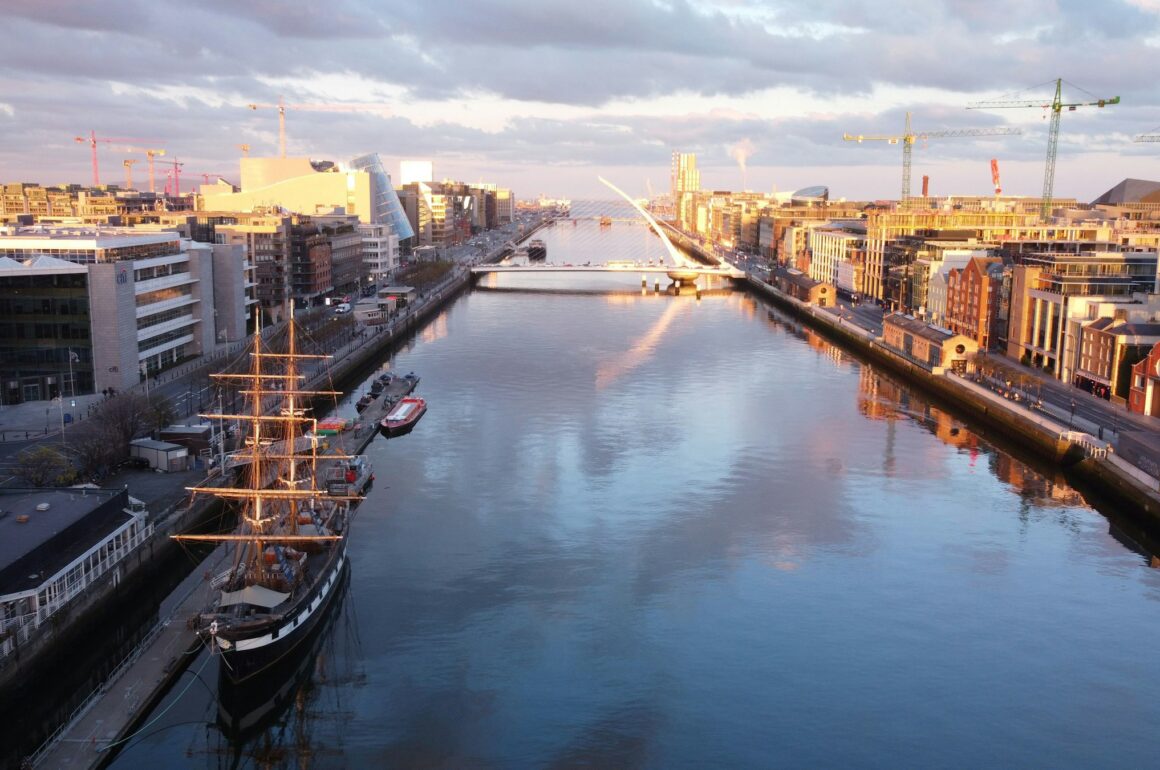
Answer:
[728, 138, 755, 191]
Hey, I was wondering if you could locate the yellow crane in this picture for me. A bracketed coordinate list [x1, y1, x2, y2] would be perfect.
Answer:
[968, 78, 1118, 220]
[844, 112, 1021, 201]
[122, 159, 137, 190]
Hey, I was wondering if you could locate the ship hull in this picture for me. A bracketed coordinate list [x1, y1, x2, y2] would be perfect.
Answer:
[211, 546, 350, 684]
[379, 397, 427, 438]
[215, 563, 351, 739]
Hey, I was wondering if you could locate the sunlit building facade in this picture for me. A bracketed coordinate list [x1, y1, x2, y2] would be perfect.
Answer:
[0, 226, 247, 398]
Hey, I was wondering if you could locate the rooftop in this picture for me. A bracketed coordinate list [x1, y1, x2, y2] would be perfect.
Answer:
[0, 487, 133, 595]
[885, 313, 956, 343]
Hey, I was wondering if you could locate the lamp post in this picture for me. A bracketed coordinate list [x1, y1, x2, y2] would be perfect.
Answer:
[1069, 398, 1077, 430]
[56, 396, 66, 449]
[68, 348, 77, 398]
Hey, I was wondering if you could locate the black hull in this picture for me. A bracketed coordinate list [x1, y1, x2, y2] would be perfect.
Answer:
[215, 548, 350, 684]
[215, 564, 350, 740]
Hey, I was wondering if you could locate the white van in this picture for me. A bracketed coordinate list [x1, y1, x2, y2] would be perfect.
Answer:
[334, 303, 351, 314]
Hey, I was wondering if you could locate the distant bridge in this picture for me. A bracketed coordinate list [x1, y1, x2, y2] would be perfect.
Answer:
[489, 176, 743, 284]
[469, 263, 745, 278]
[561, 216, 646, 223]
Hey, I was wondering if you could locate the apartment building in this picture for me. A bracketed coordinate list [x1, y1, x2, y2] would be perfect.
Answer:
[862, 208, 1112, 303]
[1075, 319, 1160, 400]
[945, 257, 1003, 349]
[807, 221, 865, 292]
[1006, 250, 1159, 382]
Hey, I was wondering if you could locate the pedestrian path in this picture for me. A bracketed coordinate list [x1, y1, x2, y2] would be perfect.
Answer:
[0, 393, 107, 443]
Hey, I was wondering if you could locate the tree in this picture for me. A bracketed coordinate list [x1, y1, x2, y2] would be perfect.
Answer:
[16, 445, 74, 487]
[68, 391, 163, 476]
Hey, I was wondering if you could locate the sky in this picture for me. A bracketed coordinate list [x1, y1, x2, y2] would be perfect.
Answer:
[1, 0, 1159, 202]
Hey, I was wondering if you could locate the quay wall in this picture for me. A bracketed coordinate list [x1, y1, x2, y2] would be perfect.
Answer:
[745, 276, 1160, 524]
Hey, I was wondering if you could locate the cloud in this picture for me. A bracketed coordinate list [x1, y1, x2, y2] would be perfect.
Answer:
[0, 0, 1156, 198]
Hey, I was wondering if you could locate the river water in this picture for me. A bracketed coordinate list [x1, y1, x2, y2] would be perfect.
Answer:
[111, 219, 1160, 768]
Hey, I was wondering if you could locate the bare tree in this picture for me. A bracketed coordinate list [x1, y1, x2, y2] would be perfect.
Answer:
[68, 391, 172, 476]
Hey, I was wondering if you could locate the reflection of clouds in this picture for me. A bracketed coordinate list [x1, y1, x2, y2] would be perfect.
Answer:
[767, 534, 804, 571]
[942, 541, 1012, 577]
[595, 300, 688, 390]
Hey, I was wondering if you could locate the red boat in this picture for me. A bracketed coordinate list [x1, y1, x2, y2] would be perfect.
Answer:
[379, 397, 427, 438]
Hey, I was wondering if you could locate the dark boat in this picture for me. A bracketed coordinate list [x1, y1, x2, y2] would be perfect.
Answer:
[175, 301, 365, 683]
[215, 562, 350, 742]
[379, 396, 427, 438]
[527, 239, 547, 261]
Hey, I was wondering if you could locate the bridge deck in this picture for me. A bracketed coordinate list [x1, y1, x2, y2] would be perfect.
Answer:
[469, 264, 746, 278]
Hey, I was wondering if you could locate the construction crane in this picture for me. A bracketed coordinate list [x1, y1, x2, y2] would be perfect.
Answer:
[1135, 130, 1160, 143]
[74, 131, 162, 187]
[246, 96, 392, 158]
[143, 149, 166, 193]
[843, 113, 1022, 201]
[991, 159, 1002, 195]
[968, 78, 1119, 219]
[162, 159, 185, 196]
[123, 159, 137, 190]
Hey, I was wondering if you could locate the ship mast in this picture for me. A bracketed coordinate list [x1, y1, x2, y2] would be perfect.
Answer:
[174, 304, 356, 570]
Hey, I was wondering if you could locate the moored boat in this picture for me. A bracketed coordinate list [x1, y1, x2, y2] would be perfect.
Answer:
[527, 239, 547, 261]
[379, 396, 427, 438]
[325, 455, 374, 497]
[174, 301, 366, 683]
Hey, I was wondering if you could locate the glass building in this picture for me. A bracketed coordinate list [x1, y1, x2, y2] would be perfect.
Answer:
[350, 154, 415, 241]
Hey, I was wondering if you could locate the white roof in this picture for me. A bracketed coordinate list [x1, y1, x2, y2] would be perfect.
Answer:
[219, 584, 290, 609]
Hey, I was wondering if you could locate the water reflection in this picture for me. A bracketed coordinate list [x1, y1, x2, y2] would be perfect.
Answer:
[209, 565, 358, 767]
[595, 299, 688, 389]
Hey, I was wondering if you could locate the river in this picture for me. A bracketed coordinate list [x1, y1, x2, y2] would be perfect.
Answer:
[110, 218, 1160, 768]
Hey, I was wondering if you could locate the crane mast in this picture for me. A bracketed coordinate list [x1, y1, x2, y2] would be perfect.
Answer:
[245, 97, 392, 158]
[968, 78, 1119, 220]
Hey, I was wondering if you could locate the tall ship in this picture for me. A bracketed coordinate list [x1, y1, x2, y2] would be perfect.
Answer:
[527, 239, 547, 261]
[175, 304, 364, 682]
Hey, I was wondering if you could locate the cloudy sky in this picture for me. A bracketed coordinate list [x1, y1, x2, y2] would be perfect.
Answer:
[2, 0, 1159, 202]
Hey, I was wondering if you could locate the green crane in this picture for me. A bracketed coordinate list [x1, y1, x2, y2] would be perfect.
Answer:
[968, 78, 1119, 220]
[843, 112, 1021, 202]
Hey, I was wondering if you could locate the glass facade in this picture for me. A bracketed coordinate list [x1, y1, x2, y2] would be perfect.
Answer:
[0, 273, 92, 403]
[350, 153, 415, 241]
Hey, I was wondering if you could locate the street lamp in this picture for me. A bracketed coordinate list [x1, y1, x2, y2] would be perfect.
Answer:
[1069, 399, 1076, 430]
[55, 396, 65, 449]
